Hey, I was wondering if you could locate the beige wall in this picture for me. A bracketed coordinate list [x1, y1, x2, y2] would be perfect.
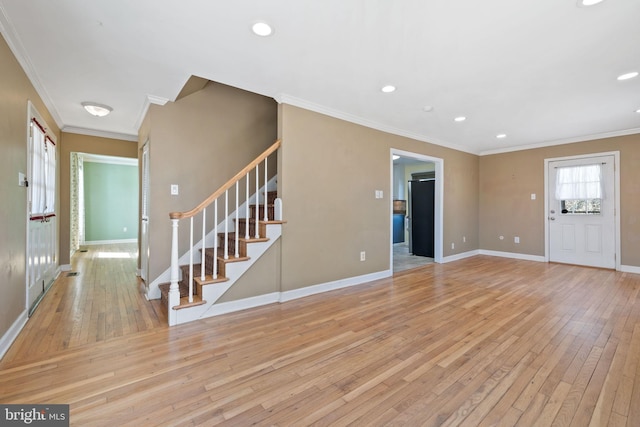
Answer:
[58, 133, 138, 264]
[0, 34, 60, 340]
[480, 134, 640, 267]
[278, 105, 480, 292]
[143, 82, 278, 283]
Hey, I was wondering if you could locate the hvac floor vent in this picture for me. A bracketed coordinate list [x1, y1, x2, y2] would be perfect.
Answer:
[66, 272, 79, 277]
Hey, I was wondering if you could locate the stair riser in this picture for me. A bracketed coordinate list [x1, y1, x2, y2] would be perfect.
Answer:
[216, 236, 248, 257]
[249, 205, 275, 221]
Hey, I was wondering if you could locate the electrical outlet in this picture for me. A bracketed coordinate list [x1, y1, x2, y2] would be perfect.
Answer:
[514, 236, 520, 244]
[451, 243, 455, 250]
[360, 251, 366, 261]
[123, 227, 127, 232]
[463, 236, 466, 243]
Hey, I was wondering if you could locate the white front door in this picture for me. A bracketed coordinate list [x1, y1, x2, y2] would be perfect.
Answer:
[547, 154, 615, 269]
[26, 103, 58, 312]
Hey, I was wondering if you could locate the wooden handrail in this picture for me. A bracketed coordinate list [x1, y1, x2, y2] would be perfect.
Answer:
[169, 140, 281, 220]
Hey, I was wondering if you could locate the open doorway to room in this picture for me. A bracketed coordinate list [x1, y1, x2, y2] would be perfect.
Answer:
[69, 153, 139, 257]
[391, 150, 443, 273]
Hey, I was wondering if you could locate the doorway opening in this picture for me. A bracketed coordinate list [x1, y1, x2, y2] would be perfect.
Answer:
[69, 153, 139, 258]
[390, 149, 443, 272]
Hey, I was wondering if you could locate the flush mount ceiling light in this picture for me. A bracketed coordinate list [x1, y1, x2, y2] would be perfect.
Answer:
[454, 116, 466, 122]
[82, 102, 112, 117]
[496, 134, 507, 139]
[577, 0, 605, 6]
[252, 22, 273, 36]
[636, 108, 640, 113]
[381, 85, 396, 93]
[617, 71, 639, 81]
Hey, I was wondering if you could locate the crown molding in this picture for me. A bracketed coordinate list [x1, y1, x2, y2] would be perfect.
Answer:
[274, 93, 478, 155]
[133, 94, 170, 133]
[0, 5, 64, 130]
[62, 126, 137, 142]
[479, 127, 640, 156]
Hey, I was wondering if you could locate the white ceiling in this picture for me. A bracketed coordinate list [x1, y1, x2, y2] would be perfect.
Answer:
[1, 0, 639, 155]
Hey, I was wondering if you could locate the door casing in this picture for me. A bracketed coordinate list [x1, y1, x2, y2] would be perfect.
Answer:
[390, 148, 443, 268]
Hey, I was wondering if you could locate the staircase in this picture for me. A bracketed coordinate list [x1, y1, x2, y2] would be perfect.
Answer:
[159, 140, 284, 325]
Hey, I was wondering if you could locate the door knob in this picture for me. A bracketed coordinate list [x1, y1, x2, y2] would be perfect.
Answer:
[549, 217, 555, 221]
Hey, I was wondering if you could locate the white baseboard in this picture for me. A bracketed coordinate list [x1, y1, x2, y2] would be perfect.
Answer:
[620, 264, 640, 274]
[479, 250, 546, 263]
[199, 270, 392, 319]
[280, 270, 392, 303]
[441, 250, 480, 263]
[0, 310, 28, 361]
[83, 239, 137, 245]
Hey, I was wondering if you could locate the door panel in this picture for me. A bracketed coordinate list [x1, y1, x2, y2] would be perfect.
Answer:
[410, 180, 435, 258]
[548, 155, 615, 268]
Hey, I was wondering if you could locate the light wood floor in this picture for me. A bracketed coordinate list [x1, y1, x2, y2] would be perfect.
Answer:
[1, 247, 640, 426]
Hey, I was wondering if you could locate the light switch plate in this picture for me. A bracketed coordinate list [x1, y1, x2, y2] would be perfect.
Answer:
[171, 184, 179, 195]
[18, 172, 26, 187]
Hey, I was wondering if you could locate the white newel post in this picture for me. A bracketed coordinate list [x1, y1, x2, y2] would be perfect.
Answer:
[168, 218, 180, 325]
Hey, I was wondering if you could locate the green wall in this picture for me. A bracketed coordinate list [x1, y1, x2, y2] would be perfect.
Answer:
[84, 161, 138, 242]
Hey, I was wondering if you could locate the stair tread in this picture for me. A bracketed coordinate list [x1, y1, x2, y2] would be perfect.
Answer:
[173, 294, 207, 310]
[194, 275, 229, 286]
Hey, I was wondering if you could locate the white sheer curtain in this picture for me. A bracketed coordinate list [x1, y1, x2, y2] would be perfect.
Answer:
[44, 136, 56, 214]
[29, 121, 47, 216]
[555, 164, 603, 200]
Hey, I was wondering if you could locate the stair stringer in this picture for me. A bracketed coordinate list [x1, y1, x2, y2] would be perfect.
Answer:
[173, 223, 282, 325]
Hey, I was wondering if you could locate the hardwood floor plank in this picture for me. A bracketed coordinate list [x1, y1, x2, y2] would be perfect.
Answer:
[1, 253, 640, 425]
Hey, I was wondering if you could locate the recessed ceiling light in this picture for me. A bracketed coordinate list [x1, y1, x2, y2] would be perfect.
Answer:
[252, 22, 273, 37]
[82, 102, 112, 117]
[617, 71, 639, 81]
[454, 116, 466, 122]
[577, 0, 604, 6]
[381, 85, 396, 93]
[496, 134, 507, 139]
[422, 105, 434, 112]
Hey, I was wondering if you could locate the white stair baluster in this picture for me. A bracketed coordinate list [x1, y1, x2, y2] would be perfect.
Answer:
[224, 190, 229, 259]
[213, 199, 218, 279]
[245, 173, 249, 239]
[201, 208, 206, 281]
[188, 217, 194, 303]
[235, 181, 239, 258]
[264, 156, 268, 221]
[255, 164, 259, 238]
